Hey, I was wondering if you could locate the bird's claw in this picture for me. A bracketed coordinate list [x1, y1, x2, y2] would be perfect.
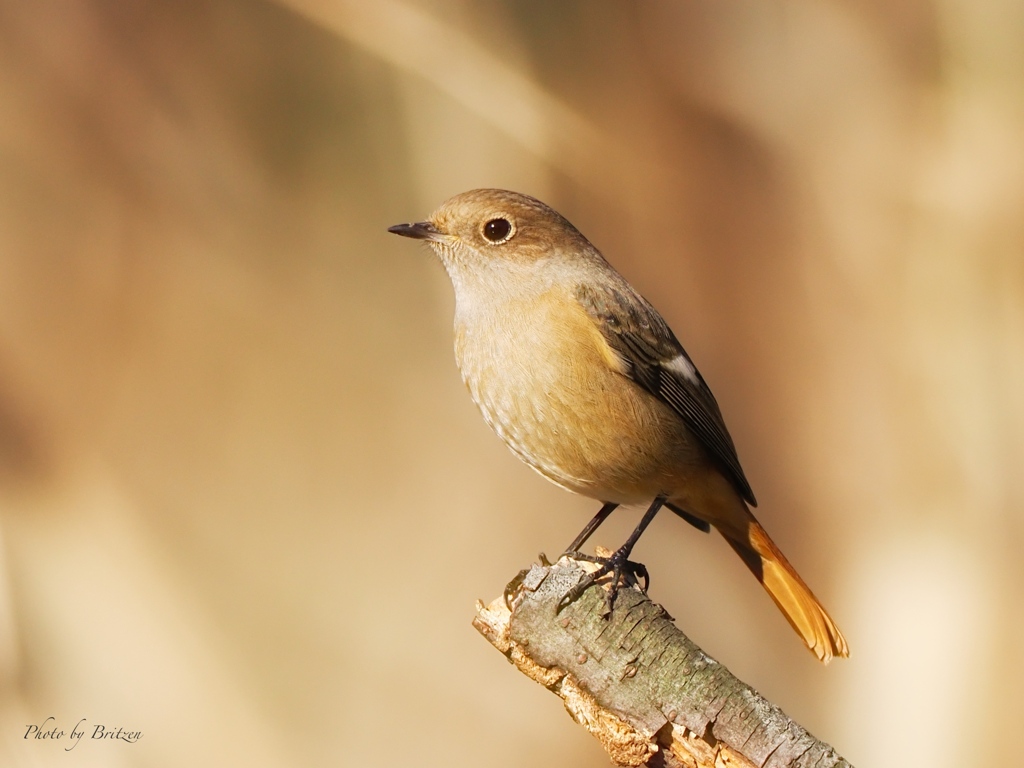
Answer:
[503, 568, 531, 609]
[556, 550, 650, 614]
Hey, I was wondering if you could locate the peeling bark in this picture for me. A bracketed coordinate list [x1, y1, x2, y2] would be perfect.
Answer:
[473, 558, 851, 768]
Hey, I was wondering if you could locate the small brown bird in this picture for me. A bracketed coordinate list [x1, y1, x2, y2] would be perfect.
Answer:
[389, 189, 848, 662]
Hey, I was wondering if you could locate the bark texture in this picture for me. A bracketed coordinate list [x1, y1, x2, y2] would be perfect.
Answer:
[473, 558, 852, 768]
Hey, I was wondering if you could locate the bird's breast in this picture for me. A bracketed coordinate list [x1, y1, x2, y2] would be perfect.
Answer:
[452, 287, 701, 502]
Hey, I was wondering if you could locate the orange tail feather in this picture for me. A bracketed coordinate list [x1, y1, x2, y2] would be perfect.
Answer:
[722, 516, 849, 663]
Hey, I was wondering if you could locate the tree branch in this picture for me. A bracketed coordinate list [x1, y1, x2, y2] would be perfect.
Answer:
[472, 557, 852, 768]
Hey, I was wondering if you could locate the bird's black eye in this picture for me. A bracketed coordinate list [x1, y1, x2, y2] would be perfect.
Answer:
[483, 217, 513, 243]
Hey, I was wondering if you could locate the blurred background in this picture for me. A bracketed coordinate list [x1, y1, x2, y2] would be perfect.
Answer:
[0, 0, 1021, 765]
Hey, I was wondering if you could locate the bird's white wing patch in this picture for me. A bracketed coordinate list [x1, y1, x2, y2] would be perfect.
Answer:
[664, 353, 699, 385]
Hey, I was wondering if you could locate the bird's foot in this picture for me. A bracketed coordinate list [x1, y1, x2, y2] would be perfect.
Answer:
[503, 568, 531, 609]
[503, 553, 558, 608]
[557, 548, 649, 614]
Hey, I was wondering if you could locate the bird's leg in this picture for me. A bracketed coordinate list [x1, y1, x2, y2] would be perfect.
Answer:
[561, 501, 619, 558]
[558, 496, 666, 613]
[511, 502, 620, 609]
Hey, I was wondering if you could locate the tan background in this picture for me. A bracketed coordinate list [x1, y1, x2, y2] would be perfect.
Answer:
[1, 1, 1021, 766]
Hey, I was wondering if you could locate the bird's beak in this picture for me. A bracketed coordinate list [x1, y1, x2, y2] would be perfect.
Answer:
[387, 221, 443, 241]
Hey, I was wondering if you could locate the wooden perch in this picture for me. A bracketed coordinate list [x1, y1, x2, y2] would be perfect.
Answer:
[473, 556, 852, 768]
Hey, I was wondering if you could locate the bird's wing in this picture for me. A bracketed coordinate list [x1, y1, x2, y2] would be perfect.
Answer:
[575, 281, 756, 506]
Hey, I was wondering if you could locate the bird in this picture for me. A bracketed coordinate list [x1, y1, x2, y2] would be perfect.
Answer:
[388, 189, 848, 662]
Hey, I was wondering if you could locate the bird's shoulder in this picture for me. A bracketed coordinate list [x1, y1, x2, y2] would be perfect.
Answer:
[573, 278, 757, 506]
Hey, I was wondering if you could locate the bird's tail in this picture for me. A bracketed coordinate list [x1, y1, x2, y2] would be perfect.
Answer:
[721, 513, 849, 663]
